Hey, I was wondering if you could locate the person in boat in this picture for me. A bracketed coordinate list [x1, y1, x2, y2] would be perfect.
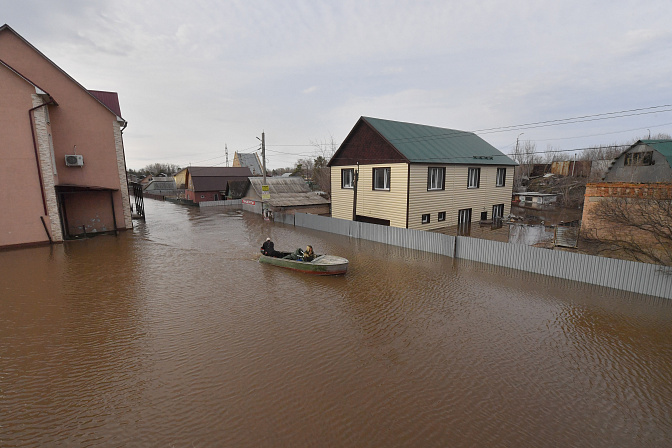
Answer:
[260, 238, 281, 258]
[283, 245, 315, 262]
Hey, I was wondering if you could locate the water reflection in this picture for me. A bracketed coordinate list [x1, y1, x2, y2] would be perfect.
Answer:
[1, 199, 671, 447]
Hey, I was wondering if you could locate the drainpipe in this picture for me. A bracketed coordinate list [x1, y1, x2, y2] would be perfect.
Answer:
[29, 98, 56, 216]
[352, 162, 359, 221]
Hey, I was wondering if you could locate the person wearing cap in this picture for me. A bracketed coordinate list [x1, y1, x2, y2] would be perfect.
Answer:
[260, 238, 281, 257]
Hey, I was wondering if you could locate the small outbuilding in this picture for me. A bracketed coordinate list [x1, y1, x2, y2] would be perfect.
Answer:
[244, 177, 330, 215]
[602, 140, 672, 182]
[184, 166, 252, 203]
[512, 192, 558, 206]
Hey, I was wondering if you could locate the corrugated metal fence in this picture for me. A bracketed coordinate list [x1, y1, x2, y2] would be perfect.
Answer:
[278, 212, 672, 299]
[200, 199, 242, 208]
[294, 214, 455, 257]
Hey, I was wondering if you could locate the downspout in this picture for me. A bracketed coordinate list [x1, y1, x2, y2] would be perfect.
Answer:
[29, 99, 55, 216]
[352, 163, 359, 221]
[405, 164, 410, 228]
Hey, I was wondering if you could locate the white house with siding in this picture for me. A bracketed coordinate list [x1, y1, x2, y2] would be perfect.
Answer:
[328, 117, 517, 230]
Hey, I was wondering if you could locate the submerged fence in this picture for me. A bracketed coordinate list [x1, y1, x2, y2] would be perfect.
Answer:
[276, 212, 672, 300]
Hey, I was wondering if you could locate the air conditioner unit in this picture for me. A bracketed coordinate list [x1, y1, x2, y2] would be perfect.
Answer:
[65, 154, 84, 167]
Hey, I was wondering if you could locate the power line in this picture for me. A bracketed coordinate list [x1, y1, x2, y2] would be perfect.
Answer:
[145, 104, 672, 168]
[267, 104, 672, 149]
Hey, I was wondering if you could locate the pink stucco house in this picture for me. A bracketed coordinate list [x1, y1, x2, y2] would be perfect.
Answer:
[0, 24, 132, 249]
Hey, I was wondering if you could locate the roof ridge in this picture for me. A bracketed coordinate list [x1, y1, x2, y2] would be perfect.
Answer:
[0, 24, 124, 121]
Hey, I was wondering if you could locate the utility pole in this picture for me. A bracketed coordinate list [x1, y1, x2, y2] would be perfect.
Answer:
[515, 133, 524, 158]
[262, 131, 266, 184]
[257, 132, 269, 219]
[225, 144, 228, 167]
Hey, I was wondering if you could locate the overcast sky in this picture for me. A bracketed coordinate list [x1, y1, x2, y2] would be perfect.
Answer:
[5, 0, 672, 170]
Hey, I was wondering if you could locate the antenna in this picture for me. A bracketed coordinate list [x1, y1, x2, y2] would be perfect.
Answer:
[225, 144, 228, 167]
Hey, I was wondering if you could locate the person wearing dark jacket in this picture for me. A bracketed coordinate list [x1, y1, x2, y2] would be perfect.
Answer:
[260, 238, 281, 257]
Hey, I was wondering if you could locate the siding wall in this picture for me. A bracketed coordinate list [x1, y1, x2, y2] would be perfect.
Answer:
[331, 163, 408, 227]
[330, 165, 355, 221]
[408, 165, 513, 230]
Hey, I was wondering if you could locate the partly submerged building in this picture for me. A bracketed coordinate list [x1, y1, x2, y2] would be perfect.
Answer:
[0, 24, 132, 248]
[328, 116, 517, 229]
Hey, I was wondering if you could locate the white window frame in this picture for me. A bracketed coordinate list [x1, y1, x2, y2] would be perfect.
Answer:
[341, 168, 354, 189]
[496, 168, 506, 187]
[422, 213, 430, 224]
[468, 167, 480, 189]
[427, 167, 445, 191]
[438, 211, 446, 222]
[373, 167, 391, 191]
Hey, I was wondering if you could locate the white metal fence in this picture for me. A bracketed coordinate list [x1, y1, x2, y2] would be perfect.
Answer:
[199, 199, 242, 207]
[279, 212, 672, 299]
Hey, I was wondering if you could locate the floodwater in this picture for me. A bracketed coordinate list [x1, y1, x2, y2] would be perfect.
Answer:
[2, 200, 671, 447]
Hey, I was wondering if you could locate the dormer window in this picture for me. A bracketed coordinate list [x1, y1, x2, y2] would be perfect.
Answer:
[624, 151, 654, 166]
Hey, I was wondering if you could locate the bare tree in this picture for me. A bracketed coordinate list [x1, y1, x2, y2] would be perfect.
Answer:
[140, 163, 181, 176]
[510, 140, 537, 191]
[582, 196, 672, 267]
[294, 158, 314, 179]
[310, 135, 339, 196]
[580, 142, 627, 162]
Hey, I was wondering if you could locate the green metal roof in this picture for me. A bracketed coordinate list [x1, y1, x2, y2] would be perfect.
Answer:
[363, 117, 517, 166]
[640, 139, 672, 168]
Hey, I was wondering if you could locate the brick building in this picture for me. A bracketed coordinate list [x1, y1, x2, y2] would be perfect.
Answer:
[581, 140, 672, 262]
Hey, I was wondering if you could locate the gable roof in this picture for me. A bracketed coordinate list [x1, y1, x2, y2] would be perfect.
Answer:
[330, 116, 517, 166]
[234, 152, 263, 175]
[0, 24, 125, 123]
[89, 90, 122, 117]
[188, 166, 252, 177]
[638, 139, 672, 168]
[187, 166, 252, 192]
[247, 177, 329, 207]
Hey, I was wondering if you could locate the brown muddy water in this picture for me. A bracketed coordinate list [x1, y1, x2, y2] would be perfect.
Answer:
[1, 200, 671, 447]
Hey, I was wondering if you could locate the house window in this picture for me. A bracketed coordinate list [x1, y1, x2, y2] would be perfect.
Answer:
[427, 167, 445, 190]
[422, 214, 430, 224]
[481, 211, 488, 221]
[492, 204, 504, 219]
[341, 168, 354, 189]
[373, 167, 391, 190]
[468, 168, 480, 188]
[496, 168, 506, 187]
[438, 211, 446, 222]
[624, 151, 654, 166]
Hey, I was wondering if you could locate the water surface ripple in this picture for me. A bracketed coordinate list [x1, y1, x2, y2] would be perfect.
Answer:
[1, 200, 671, 447]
